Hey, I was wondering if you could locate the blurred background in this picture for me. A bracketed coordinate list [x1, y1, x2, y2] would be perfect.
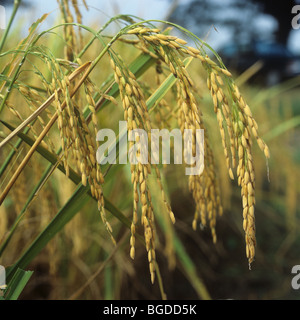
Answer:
[0, 0, 300, 300]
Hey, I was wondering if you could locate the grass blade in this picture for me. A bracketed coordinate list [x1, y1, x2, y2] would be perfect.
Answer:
[3, 268, 33, 300]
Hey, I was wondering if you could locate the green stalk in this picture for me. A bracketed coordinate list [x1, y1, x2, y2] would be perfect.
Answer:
[0, 0, 22, 53]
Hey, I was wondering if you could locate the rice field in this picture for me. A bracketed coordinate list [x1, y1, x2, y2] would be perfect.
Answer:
[0, 0, 299, 300]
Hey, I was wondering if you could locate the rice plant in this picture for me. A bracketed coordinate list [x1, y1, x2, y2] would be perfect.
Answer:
[0, 0, 273, 299]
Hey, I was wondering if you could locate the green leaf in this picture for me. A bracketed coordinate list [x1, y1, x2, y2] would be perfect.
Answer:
[3, 268, 33, 300]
